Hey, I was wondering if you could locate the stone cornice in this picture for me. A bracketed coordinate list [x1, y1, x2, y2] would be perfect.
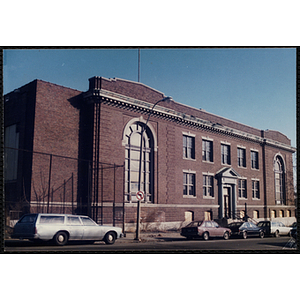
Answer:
[83, 88, 296, 153]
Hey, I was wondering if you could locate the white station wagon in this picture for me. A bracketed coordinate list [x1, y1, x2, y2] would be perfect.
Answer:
[11, 213, 124, 246]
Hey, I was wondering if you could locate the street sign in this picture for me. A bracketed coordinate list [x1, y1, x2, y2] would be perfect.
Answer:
[136, 191, 144, 201]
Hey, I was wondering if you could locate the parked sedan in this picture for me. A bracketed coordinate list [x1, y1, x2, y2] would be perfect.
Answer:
[227, 222, 264, 239]
[180, 220, 231, 240]
[11, 213, 124, 245]
[256, 221, 292, 237]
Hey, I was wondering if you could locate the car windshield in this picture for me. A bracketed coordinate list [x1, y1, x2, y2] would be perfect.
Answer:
[186, 221, 202, 227]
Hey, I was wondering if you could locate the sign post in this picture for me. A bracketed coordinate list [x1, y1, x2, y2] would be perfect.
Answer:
[135, 191, 144, 241]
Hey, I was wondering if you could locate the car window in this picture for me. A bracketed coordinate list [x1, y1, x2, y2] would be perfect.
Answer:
[19, 214, 37, 223]
[67, 216, 81, 225]
[39, 216, 65, 224]
[186, 221, 201, 227]
[211, 221, 219, 228]
[81, 217, 97, 226]
[204, 221, 212, 228]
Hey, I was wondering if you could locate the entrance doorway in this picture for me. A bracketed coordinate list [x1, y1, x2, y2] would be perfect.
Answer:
[223, 187, 231, 218]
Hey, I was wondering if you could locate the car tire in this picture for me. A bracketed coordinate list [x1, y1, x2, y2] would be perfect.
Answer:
[104, 231, 116, 245]
[203, 232, 209, 241]
[54, 231, 68, 246]
[274, 230, 279, 238]
[259, 231, 265, 238]
[242, 231, 247, 239]
[223, 231, 230, 240]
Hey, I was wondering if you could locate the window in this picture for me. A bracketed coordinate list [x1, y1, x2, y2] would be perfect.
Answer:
[237, 148, 246, 167]
[183, 172, 196, 197]
[271, 210, 276, 218]
[252, 180, 260, 199]
[203, 174, 214, 197]
[185, 211, 194, 222]
[125, 122, 153, 202]
[39, 216, 65, 224]
[221, 144, 231, 165]
[80, 217, 97, 226]
[253, 210, 259, 219]
[251, 150, 259, 169]
[202, 139, 213, 162]
[238, 179, 247, 198]
[67, 216, 81, 225]
[204, 211, 212, 221]
[4, 124, 19, 181]
[274, 156, 285, 205]
[183, 135, 195, 159]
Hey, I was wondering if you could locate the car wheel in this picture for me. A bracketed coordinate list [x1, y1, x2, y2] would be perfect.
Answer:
[54, 231, 68, 246]
[203, 232, 209, 241]
[242, 231, 247, 239]
[259, 231, 265, 238]
[274, 230, 279, 238]
[223, 231, 230, 240]
[104, 231, 116, 245]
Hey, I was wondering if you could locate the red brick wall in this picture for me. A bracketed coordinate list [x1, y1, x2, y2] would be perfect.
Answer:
[30, 80, 81, 213]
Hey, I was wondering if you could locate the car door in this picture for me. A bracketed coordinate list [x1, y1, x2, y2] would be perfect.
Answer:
[204, 221, 215, 236]
[211, 221, 223, 237]
[66, 216, 84, 240]
[80, 217, 104, 240]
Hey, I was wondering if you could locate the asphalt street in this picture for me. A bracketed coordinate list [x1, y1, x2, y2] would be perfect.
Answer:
[3, 231, 298, 253]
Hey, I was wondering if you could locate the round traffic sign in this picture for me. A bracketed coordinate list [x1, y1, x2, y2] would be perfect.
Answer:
[136, 191, 144, 201]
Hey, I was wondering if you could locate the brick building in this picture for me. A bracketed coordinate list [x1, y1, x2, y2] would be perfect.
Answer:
[4, 76, 296, 229]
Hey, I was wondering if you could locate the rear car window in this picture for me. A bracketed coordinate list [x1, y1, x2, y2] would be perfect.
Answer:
[80, 217, 96, 226]
[67, 216, 81, 225]
[19, 214, 37, 223]
[39, 216, 65, 224]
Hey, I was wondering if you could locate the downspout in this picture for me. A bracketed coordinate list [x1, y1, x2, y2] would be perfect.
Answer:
[261, 131, 268, 219]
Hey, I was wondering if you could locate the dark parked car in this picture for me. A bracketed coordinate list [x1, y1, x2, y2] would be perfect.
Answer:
[290, 225, 297, 240]
[180, 220, 231, 241]
[227, 221, 264, 239]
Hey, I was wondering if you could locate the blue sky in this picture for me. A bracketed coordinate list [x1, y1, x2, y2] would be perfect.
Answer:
[3, 48, 296, 147]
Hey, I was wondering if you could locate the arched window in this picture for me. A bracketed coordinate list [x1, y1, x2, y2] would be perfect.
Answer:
[124, 122, 154, 203]
[274, 156, 285, 205]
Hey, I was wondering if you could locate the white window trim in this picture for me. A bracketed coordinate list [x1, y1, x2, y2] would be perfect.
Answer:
[238, 177, 248, 200]
[183, 170, 197, 198]
[202, 172, 215, 199]
[251, 178, 260, 200]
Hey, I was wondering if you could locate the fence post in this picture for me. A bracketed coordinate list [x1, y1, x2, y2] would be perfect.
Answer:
[47, 154, 52, 213]
[71, 173, 74, 214]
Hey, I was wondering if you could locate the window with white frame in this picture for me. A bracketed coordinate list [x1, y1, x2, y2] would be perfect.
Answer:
[274, 155, 285, 205]
[237, 147, 246, 168]
[252, 180, 260, 199]
[183, 135, 195, 159]
[183, 172, 196, 197]
[202, 139, 213, 162]
[251, 150, 259, 169]
[221, 144, 231, 165]
[203, 174, 214, 197]
[238, 179, 247, 199]
[125, 122, 153, 202]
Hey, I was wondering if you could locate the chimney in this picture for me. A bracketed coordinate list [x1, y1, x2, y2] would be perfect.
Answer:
[88, 76, 102, 90]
